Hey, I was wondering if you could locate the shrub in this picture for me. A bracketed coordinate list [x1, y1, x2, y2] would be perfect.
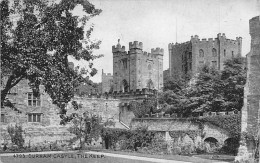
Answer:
[7, 124, 25, 148]
[171, 147, 181, 155]
[196, 142, 207, 154]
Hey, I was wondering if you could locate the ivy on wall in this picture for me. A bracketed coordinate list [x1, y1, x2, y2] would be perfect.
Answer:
[198, 114, 241, 137]
[169, 130, 201, 141]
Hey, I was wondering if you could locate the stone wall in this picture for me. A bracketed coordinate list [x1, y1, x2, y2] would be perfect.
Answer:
[0, 79, 127, 146]
[101, 70, 113, 93]
[240, 15, 260, 154]
[130, 118, 230, 145]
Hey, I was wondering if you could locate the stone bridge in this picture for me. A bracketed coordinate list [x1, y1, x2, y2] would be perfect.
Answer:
[130, 118, 231, 145]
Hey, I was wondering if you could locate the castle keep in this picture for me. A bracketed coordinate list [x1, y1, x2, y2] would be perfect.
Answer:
[168, 34, 242, 76]
[110, 40, 164, 92]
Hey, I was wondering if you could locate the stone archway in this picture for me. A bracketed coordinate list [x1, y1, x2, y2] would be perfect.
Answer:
[222, 138, 240, 155]
[204, 137, 219, 147]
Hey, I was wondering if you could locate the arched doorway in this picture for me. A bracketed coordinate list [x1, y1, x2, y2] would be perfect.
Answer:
[222, 138, 239, 155]
[146, 79, 154, 89]
[121, 79, 128, 92]
[204, 137, 218, 147]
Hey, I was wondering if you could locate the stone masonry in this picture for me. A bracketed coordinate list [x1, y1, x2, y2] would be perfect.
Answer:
[112, 40, 164, 92]
[239, 15, 260, 154]
[131, 118, 230, 146]
[0, 79, 127, 146]
[101, 69, 113, 94]
[168, 33, 242, 76]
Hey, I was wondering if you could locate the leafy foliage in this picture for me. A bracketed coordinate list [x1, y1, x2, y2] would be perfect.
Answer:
[161, 57, 246, 117]
[1, 0, 102, 122]
[199, 114, 241, 137]
[101, 127, 156, 151]
[68, 111, 115, 149]
[7, 124, 25, 148]
[128, 98, 157, 118]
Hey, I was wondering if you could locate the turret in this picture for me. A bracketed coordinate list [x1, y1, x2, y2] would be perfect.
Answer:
[236, 37, 243, 57]
[112, 39, 126, 53]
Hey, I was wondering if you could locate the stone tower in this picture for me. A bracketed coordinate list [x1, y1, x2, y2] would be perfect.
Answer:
[168, 34, 242, 77]
[112, 40, 163, 92]
[236, 15, 260, 161]
[101, 69, 113, 93]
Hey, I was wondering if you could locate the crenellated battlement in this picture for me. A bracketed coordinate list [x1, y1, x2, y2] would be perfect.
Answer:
[104, 88, 158, 99]
[168, 41, 190, 49]
[143, 51, 156, 58]
[151, 47, 164, 56]
[217, 33, 226, 39]
[170, 34, 242, 49]
[112, 45, 126, 53]
[129, 41, 143, 50]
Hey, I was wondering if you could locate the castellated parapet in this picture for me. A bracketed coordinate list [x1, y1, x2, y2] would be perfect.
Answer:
[151, 48, 164, 56]
[168, 33, 242, 76]
[112, 45, 126, 53]
[129, 41, 143, 50]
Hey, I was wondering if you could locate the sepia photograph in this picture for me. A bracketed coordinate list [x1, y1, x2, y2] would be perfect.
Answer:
[0, 0, 260, 162]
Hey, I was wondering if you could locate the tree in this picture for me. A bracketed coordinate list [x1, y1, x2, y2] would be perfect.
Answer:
[163, 69, 189, 92]
[184, 65, 224, 115]
[182, 57, 246, 116]
[68, 111, 114, 149]
[7, 124, 25, 148]
[220, 57, 246, 111]
[128, 98, 157, 118]
[1, 0, 102, 122]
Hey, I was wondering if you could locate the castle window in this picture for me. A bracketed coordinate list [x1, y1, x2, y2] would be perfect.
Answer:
[28, 113, 41, 122]
[1, 114, 5, 123]
[212, 48, 217, 57]
[148, 64, 152, 70]
[232, 51, 234, 57]
[189, 52, 192, 59]
[147, 79, 154, 89]
[199, 61, 204, 64]
[199, 49, 204, 57]
[224, 49, 226, 57]
[122, 59, 127, 69]
[28, 93, 41, 106]
[122, 79, 128, 92]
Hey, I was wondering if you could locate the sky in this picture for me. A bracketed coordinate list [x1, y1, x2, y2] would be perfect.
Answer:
[71, 0, 260, 83]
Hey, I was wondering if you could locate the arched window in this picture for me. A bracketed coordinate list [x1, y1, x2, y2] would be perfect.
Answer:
[148, 64, 151, 70]
[121, 79, 128, 92]
[199, 49, 204, 57]
[146, 79, 154, 89]
[212, 48, 217, 57]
